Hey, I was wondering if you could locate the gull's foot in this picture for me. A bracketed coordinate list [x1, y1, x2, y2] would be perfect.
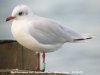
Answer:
[41, 68, 45, 72]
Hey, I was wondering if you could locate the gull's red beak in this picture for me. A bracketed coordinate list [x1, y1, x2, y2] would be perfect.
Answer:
[6, 16, 15, 21]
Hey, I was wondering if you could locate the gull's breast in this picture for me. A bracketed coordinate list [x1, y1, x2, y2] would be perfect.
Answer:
[11, 20, 43, 51]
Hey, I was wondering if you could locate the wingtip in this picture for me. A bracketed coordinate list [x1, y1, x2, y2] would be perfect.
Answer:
[86, 36, 93, 39]
[73, 36, 93, 42]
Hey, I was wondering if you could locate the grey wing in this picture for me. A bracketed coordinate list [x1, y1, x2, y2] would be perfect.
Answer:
[30, 18, 84, 45]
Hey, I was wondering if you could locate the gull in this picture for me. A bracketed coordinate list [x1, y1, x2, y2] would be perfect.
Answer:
[6, 4, 92, 72]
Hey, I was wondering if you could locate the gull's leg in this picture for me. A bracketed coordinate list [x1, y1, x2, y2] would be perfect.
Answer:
[41, 50, 46, 72]
[35, 51, 40, 71]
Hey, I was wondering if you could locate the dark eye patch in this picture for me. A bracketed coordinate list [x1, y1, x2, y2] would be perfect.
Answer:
[18, 12, 23, 16]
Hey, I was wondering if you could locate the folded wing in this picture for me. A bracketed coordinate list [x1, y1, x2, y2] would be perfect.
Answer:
[29, 17, 92, 45]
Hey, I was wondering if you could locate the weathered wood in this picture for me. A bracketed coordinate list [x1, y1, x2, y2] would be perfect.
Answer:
[0, 40, 38, 70]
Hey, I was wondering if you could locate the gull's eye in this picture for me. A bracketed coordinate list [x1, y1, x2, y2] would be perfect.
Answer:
[18, 12, 23, 16]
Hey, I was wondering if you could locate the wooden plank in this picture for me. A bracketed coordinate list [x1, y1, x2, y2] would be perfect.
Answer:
[22, 47, 37, 70]
[0, 40, 38, 70]
[17, 42, 24, 70]
[0, 41, 17, 69]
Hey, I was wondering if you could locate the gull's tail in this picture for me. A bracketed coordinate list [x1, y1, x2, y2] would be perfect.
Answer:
[73, 34, 93, 42]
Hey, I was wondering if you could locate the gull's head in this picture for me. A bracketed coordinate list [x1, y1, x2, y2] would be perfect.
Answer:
[6, 4, 32, 21]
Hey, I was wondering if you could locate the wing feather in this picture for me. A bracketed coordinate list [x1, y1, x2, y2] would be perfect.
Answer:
[29, 16, 84, 45]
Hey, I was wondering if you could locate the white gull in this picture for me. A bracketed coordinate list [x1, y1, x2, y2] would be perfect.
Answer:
[6, 4, 92, 71]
